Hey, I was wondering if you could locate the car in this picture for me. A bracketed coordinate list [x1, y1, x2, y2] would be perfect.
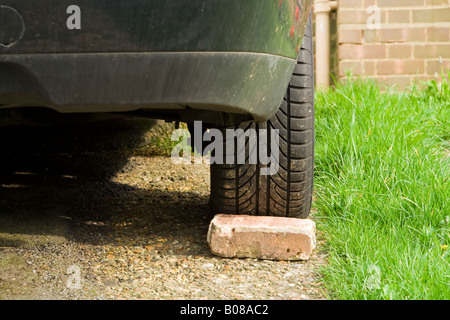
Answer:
[0, 0, 315, 218]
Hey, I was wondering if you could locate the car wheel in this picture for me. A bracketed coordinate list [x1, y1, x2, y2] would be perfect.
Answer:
[209, 15, 314, 218]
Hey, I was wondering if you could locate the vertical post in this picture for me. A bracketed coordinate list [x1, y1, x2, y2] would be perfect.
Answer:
[314, 0, 337, 89]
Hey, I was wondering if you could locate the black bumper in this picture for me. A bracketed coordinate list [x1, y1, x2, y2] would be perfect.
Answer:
[0, 52, 296, 122]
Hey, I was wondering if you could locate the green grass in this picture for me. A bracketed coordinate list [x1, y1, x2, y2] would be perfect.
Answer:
[134, 121, 189, 156]
[314, 75, 450, 299]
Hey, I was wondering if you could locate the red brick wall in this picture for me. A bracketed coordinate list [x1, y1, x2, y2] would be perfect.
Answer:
[337, 0, 450, 88]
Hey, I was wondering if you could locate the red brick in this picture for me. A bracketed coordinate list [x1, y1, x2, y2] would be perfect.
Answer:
[364, 44, 387, 59]
[339, 28, 363, 44]
[415, 44, 450, 59]
[363, 29, 378, 43]
[339, 61, 363, 76]
[338, 9, 386, 24]
[339, 0, 363, 8]
[388, 44, 413, 59]
[434, 44, 450, 58]
[412, 7, 450, 23]
[339, 44, 386, 59]
[426, 59, 450, 74]
[388, 10, 411, 23]
[378, 60, 425, 75]
[379, 28, 408, 43]
[339, 45, 363, 59]
[207, 214, 316, 261]
[378, 28, 426, 43]
[415, 44, 435, 58]
[427, 27, 450, 42]
[338, 9, 367, 24]
[368, 75, 414, 90]
[378, 0, 425, 6]
[425, 0, 448, 4]
[409, 28, 428, 41]
[364, 61, 377, 75]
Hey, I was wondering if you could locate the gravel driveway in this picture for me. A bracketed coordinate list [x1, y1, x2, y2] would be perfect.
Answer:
[0, 119, 326, 300]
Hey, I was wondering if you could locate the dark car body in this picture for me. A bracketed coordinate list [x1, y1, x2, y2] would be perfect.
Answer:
[0, 0, 313, 127]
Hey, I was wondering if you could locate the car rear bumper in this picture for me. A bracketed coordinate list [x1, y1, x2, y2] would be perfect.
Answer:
[0, 52, 296, 122]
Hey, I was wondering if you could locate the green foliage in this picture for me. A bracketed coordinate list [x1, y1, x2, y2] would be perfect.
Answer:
[135, 121, 189, 156]
[419, 70, 450, 103]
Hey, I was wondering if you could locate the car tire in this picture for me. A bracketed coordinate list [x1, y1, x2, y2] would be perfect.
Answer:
[209, 14, 314, 218]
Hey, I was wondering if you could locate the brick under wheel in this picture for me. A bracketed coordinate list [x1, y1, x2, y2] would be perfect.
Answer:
[209, 15, 314, 218]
